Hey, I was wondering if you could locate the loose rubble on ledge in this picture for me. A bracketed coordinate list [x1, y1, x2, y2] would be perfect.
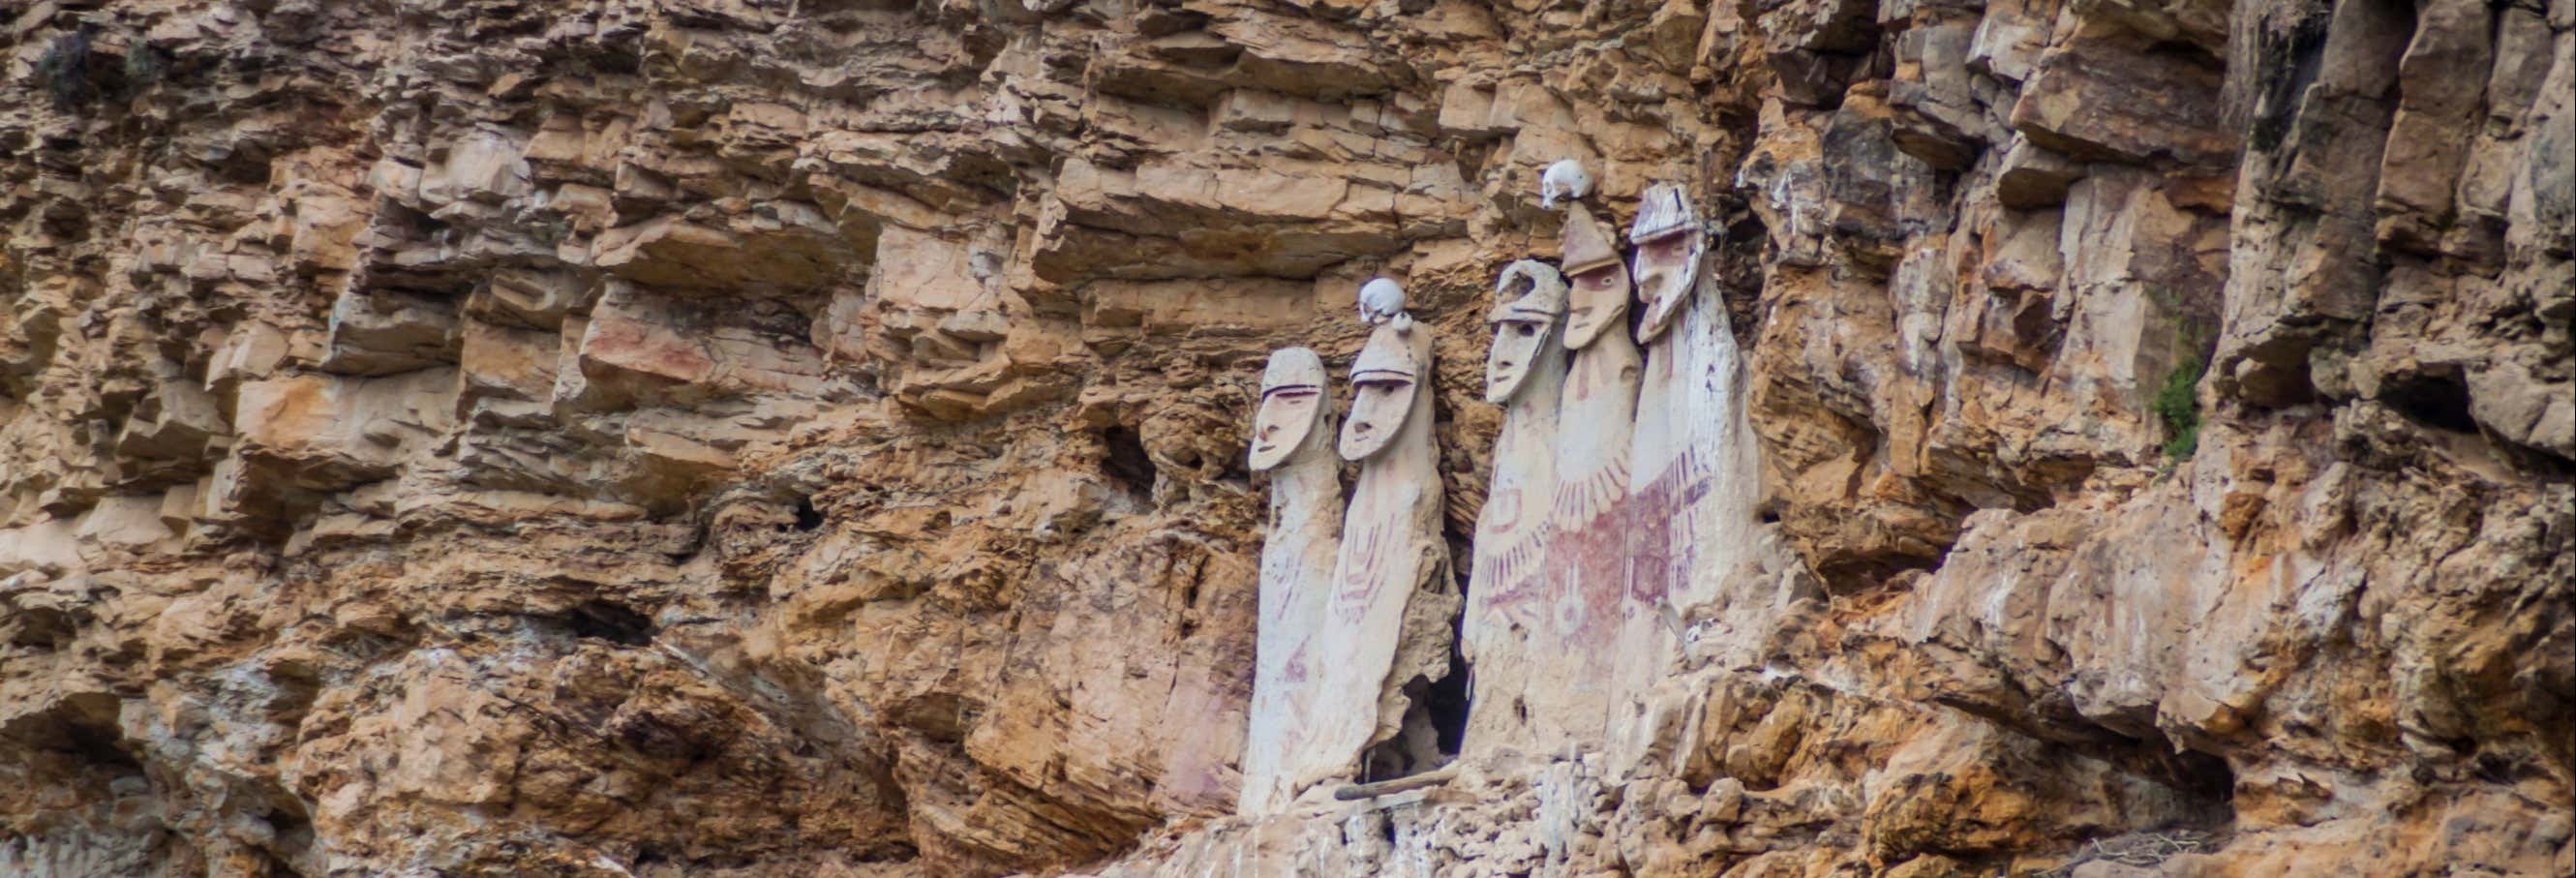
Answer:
[0, 0, 2566, 876]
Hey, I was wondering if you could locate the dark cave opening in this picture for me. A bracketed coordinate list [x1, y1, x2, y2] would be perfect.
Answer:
[1101, 426, 1157, 499]
[259, 801, 316, 863]
[8, 605, 76, 650]
[2174, 746, 2239, 811]
[59, 713, 144, 776]
[564, 600, 656, 648]
[2052, 741, 2240, 875]
[2380, 372, 2478, 434]
[2079, 723, 2243, 828]
[791, 495, 826, 531]
[2, 693, 148, 781]
[1358, 615, 1473, 784]
[1423, 640, 1472, 757]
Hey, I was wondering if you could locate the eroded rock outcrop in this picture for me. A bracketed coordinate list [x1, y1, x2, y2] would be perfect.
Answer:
[0, 0, 2565, 875]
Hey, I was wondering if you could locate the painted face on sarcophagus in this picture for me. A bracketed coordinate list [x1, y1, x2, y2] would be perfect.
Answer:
[1630, 183, 1707, 343]
[1250, 348, 1330, 471]
[1559, 202, 1632, 350]
[1485, 260, 1568, 404]
[1338, 326, 1422, 462]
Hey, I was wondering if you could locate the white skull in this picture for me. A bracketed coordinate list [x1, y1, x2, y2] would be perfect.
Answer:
[1540, 160, 1592, 210]
[1357, 277, 1408, 324]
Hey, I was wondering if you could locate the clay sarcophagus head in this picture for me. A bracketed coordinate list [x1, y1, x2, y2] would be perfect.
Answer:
[1560, 202, 1633, 350]
[1629, 184, 1707, 343]
[1251, 347, 1331, 471]
[1485, 260, 1568, 405]
[1339, 326, 1424, 462]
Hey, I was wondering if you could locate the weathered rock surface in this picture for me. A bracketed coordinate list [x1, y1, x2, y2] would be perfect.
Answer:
[0, 0, 2565, 876]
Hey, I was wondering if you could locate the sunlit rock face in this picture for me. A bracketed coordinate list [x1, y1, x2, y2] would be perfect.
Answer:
[0, 0, 2567, 876]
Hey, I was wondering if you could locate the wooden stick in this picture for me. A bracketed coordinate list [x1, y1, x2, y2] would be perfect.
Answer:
[1331, 765, 1461, 801]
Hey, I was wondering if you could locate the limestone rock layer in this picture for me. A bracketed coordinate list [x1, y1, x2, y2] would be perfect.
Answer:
[0, 0, 2566, 876]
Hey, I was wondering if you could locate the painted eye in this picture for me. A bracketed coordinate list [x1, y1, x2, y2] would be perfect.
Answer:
[1515, 324, 1535, 337]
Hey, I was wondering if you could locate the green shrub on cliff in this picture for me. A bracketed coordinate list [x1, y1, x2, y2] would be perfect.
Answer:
[123, 44, 169, 91]
[33, 29, 94, 108]
[2155, 356, 2204, 461]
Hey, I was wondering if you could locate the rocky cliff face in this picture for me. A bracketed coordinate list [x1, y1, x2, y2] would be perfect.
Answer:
[0, 0, 2566, 875]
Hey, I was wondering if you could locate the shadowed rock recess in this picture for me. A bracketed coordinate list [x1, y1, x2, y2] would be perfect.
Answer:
[0, 0, 2566, 875]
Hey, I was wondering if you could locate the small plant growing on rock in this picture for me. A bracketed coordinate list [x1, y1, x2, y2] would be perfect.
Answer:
[33, 28, 96, 108]
[2154, 355, 2204, 461]
[123, 43, 170, 91]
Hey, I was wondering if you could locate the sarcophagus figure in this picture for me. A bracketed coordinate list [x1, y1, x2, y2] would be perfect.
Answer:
[1238, 348, 1345, 815]
[1459, 260, 1571, 756]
